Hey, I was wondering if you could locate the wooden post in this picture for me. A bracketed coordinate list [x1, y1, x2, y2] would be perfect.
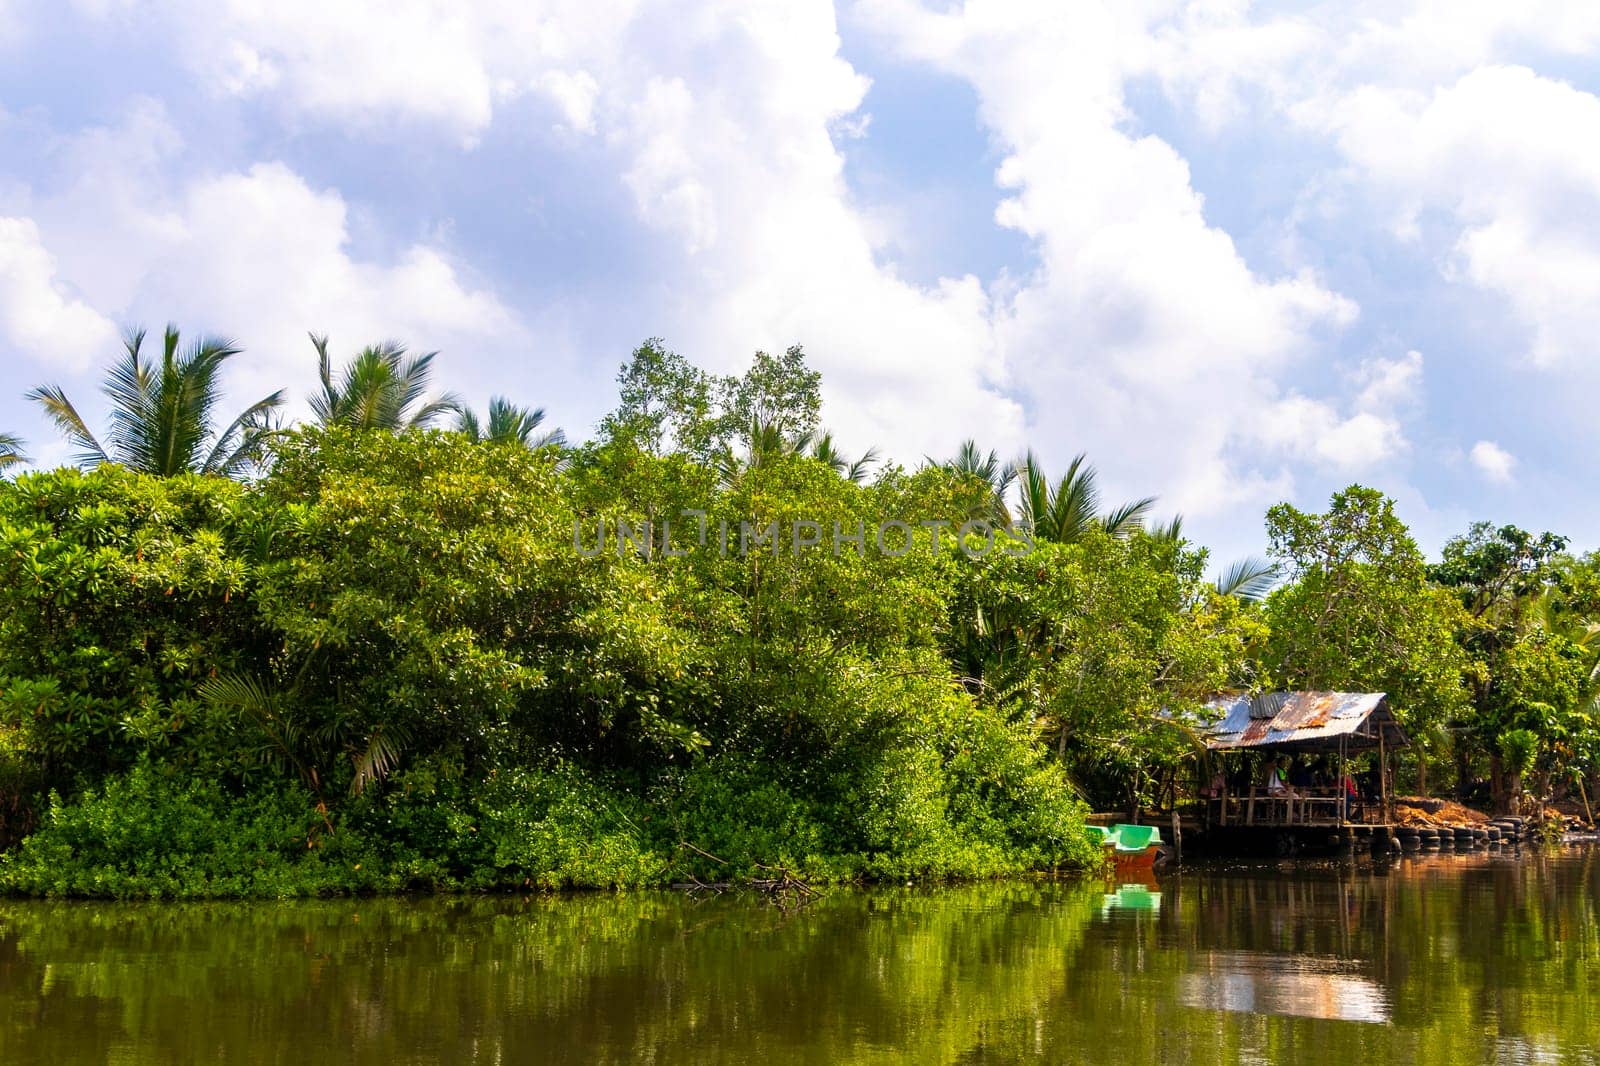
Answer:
[1379, 730, 1389, 823]
[1171, 809, 1182, 866]
[1338, 736, 1347, 827]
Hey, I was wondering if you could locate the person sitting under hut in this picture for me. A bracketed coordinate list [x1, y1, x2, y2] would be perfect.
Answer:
[1265, 756, 1296, 797]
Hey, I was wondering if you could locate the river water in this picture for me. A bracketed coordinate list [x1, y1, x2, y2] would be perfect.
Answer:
[2, 846, 1597, 1064]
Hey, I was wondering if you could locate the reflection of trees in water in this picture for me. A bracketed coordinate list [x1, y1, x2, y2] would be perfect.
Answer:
[1, 853, 1598, 1063]
[0, 884, 1105, 1064]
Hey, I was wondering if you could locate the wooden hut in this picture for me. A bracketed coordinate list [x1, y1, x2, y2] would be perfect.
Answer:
[1198, 692, 1407, 828]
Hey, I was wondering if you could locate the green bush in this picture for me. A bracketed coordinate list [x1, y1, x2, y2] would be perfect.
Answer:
[476, 765, 667, 889]
[0, 761, 377, 899]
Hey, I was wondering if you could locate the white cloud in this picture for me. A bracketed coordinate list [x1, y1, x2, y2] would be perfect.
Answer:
[540, 69, 600, 133]
[1246, 351, 1421, 473]
[10, 103, 522, 416]
[1470, 439, 1517, 484]
[861, 0, 1361, 523]
[0, 215, 117, 371]
[1354, 349, 1423, 412]
[1138, 5, 1600, 378]
[152, 163, 521, 406]
[1305, 65, 1600, 368]
[73, 0, 640, 143]
[591, 2, 1020, 460]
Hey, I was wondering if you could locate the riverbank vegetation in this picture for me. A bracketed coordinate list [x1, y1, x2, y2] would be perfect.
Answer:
[1, 329, 1595, 897]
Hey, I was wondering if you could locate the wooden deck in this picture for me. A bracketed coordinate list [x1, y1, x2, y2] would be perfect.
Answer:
[1205, 785, 1395, 830]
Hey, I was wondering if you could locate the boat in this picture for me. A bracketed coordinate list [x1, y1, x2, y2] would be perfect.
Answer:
[1086, 823, 1170, 873]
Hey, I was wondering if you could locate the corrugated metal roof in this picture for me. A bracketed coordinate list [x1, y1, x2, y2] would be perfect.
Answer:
[1197, 691, 1404, 751]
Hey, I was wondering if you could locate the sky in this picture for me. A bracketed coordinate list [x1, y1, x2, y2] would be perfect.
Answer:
[1, 0, 1597, 566]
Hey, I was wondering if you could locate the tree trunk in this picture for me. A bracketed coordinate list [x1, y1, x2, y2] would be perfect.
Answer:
[1455, 745, 1474, 802]
[1490, 752, 1508, 815]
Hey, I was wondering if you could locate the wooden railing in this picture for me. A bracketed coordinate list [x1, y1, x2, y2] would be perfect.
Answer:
[1206, 786, 1388, 828]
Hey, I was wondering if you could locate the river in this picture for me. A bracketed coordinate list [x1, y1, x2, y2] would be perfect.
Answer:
[2, 846, 1597, 1063]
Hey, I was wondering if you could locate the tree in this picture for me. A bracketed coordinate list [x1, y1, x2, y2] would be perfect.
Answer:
[936, 440, 1015, 528]
[946, 526, 1252, 810]
[309, 334, 459, 431]
[597, 339, 715, 457]
[456, 397, 566, 450]
[0, 433, 25, 472]
[1013, 451, 1156, 544]
[28, 326, 284, 478]
[716, 345, 822, 446]
[801, 430, 878, 484]
[1262, 486, 1470, 792]
[1432, 523, 1579, 810]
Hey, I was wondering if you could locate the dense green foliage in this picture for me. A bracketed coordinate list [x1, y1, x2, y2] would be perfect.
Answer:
[1, 332, 1596, 896]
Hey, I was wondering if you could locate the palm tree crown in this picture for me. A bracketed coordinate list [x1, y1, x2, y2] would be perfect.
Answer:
[28, 325, 284, 478]
[310, 334, 460, 431]
[718, 416, 879, 486]
[456, 396, 566, 449]
[1013, 450, 1156, 544]
[938, 439, 1017, 528]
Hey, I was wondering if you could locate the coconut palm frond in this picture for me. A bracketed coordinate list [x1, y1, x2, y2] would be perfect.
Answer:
[27, 383, 110, 467]
[0, 432, 26, 471]
[1216, 556, 1280, 602]
[350, 728, 406, 797]
[845, 446, 880, 484]
[1148, 514, 1186, 544]
[1101, 496, 1158, 537]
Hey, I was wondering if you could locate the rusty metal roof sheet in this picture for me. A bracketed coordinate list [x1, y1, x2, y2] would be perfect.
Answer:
[1197, 691, 1405, 752]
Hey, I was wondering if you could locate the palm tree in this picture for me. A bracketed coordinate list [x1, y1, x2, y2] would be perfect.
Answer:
[719, 417, 878, 487]
[1013, 451, 1156, 544]
[802, 430, 878, 484]
[1147, 514, 1185, 544]
[309, 334, 459, 431]
[0, 433, 26, 472]
[28, 326, 284, 477]
[937, 440, 1016, 528]
[456, 396, 566, 449]
[1148, 513, 1278, 600]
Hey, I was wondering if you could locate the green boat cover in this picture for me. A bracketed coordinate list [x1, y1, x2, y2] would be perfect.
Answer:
[1109, 824, 1162, 851]
[1084, 825, 1111, 846]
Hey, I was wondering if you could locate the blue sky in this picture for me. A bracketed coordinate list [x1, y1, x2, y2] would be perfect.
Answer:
[1, 1, 1597, 567]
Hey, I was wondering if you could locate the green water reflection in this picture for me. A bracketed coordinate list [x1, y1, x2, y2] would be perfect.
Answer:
[2, 848, 1598, 1064]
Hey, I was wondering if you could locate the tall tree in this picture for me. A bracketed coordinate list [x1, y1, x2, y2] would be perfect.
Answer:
[1263, 485, 1470, 791]
[28, 325, 283, 477]
[456, 397, 566, 450]
[716, 345, 822, 446]
[0, 433, 25, 472]
[309, 334, 459, 431]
